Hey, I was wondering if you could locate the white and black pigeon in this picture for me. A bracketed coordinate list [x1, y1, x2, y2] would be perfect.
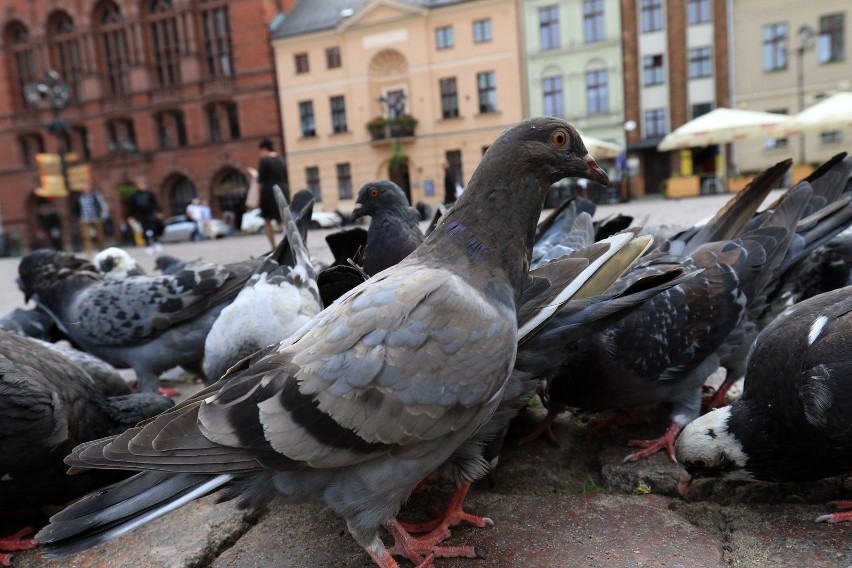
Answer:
[17, 250, 257, 393]
[0, 331, 172, 565]
[675, 285, 852, 523]
[92, 247, 146, 279]
[203, 189, 321, 384]
[34, 117, 610, 568]
[528, 158, 848, 461]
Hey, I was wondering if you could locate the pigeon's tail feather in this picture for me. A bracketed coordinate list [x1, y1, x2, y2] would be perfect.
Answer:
[289, 189, 316, 243]
[35, 471, 231, 558]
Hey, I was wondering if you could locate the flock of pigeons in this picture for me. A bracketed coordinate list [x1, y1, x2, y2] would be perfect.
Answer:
[0, 117, 850, 567]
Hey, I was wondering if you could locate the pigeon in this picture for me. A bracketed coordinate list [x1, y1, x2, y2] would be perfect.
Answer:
[34, 117, 610, 567]
[17, 250, 258, 393]
[675, 285, 852, 523]
[349, 180, 425, 276]
[0, 306, 64, 343]
[529, 159, 843, 462]
[203, 189, 322, 384]
[92, 247, 146, 279]
[0, 331, 172, 565]
[155, 254, 189, 275]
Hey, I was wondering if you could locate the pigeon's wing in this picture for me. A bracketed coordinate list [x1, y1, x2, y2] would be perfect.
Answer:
[70, 261, 238, 346]
[68, 262, 515, 473]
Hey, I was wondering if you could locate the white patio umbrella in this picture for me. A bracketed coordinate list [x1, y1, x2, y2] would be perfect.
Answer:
[657, 108, 794, 151]
[580, 134, 623, 159]
[785, 92, 852, 133]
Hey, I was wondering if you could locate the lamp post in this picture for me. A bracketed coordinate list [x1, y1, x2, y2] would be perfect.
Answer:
[796, 24, 816, 165]
[24, 69, 73, 250]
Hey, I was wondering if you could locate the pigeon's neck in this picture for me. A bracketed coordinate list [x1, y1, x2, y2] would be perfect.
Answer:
[419, 171, 546, 302]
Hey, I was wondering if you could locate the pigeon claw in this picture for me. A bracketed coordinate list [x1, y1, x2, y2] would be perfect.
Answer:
[702, 381, 734, 409]
[385, 519, 481, 566]
[0, 526, 36, 566]
[815, 501, 852, 523]
[623, 422, 682, 463]
[402, 482, 495, 536]
[515, 409, 560, 447]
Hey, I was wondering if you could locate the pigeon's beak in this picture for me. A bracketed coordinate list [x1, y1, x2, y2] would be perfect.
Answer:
[677, 470, 694, 496]
[350, 202, 365, 221]
[579, 154, 610, 187]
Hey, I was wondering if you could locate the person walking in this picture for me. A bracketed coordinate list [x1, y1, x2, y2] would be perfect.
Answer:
[442, 161, 457, 206]
[186, 198, 204, 241]
[75, 180, 109, 256]
[257, 138, 288, 249]
[127, 176, 164, 254]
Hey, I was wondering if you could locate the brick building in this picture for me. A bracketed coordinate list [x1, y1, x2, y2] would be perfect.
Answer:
[0, 0, 291, 252]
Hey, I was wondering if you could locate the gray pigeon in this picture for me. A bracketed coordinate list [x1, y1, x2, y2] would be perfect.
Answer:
[34, 117, 609, 567]
[17, 250, 257, 393]
[349, 180, 424, 276]
[203, 189, 322, 384]
[676, 285, 852, 523]
[0, 330, 172, 515]
[0, 306, 63, 343]
[533, 158, 852, 461]
[92, 247, 146, 279]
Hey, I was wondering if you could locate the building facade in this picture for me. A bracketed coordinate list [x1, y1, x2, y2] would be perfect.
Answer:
[731, 0, 850, 174]
[0, 0, 289, 252]
[271, 0, 526, 212]
[522, 0, 625, 158]
[621, 0, 729, 196]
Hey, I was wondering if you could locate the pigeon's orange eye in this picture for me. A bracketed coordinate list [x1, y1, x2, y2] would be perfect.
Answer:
[551, 130, 568, 147]
[369, 187, 379, 197]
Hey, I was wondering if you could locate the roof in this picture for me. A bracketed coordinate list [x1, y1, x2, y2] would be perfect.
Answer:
[272, 0, 473, 39]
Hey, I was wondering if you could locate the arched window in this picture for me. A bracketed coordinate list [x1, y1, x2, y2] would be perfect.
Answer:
[4, 21, 38, 109]
[146, 0, 181, 87]
[214, 168, 248, 213]
[47, 11, 83, 103]
[94, 0, 130, 96]
[168, 175, 197, 215]
[197, 0, 233, 78]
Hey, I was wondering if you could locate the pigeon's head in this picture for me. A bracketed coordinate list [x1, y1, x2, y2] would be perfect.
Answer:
[93, 247, 144, 280]
[351, 180, 410, 221]
[484, 117, 610, 189]
[674, 406, 753, 495]
[18, 249, 97, 301]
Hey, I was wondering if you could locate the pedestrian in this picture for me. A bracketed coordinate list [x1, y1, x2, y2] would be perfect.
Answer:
[127, 176, 164, 254]
[186, 197, 204, 241]
[200, 198, 212, 238]
[75, 180, 109, 256]
[257, 138, 288, 249]
[442, 161, 457, 205]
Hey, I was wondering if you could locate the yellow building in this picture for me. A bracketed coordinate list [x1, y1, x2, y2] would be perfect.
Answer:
[271, 0, 526, 212]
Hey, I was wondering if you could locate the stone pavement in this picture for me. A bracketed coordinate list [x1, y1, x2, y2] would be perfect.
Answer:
[7, 190, 852, 567]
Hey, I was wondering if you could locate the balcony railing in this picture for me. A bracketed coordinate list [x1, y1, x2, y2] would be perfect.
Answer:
[367, 115, 418, 142]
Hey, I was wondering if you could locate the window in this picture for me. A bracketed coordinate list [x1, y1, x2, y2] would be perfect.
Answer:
[583, 0, 605, 43]
[644, 108, 667, 137]
[207, 103, 239, 142]
[72, 125, 91, 161]
[542, 76, 563, 117]
[643, 54, 665, 86]
[207, 106, 221, 142]
[226, 102, 240, 139]
[687, 0, 711, 25]
[154, 110, 186, 149]
[7, 21, 38, 109]
[330, 95, 347, 134]
[446, 150, 463, 188]
[764, 109, 788, 149]
[691, 102, 712, 119]
[436, 25, 454, 50]
[763, 23, 788, 71]
[147, 0, 181, 87]
[199, 2, 233, 77]
[641, 0, 663, 33]
[299, 101, 315, 138]
[105, 118, 137, 153]
[477, 71, 497, 113]
[326, 46, 341, 69]
[95, 2, 130, 96]
[473, 19, 492, 43]
[586, 69, 608, 114]
[820, 131, 843, 145]
[440, 77, 459, 119]
[688, 46, 713, 78]
[295, 52, 309, 74]
[306, 166, 321, 202]
[337, 163, 353, 199]
[818, 14, 845, 63]
[539, 6, 560, 50]
[18, 133, 44, 167]
[48, 12, 83, 102]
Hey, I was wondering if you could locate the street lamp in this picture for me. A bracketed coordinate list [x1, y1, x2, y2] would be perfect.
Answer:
[25, 69, 74, 250]
[796, 24, 816, 164]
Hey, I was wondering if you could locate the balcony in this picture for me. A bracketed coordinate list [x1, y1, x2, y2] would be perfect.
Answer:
[367, 115, 418, 144]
